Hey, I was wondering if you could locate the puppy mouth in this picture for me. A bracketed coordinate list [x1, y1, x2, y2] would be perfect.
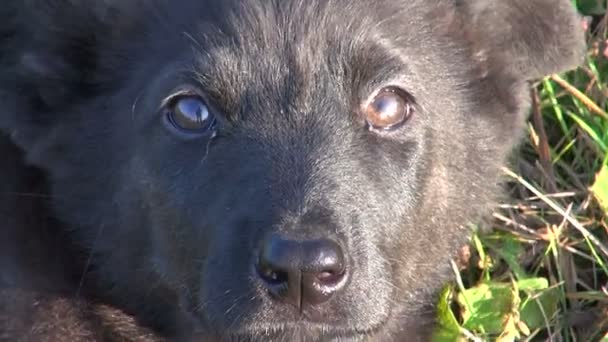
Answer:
[199, 323, 382, 342]
[186, 288, 394, 340]
[183, 243, 396, 340]
[187, 306, 391, 341]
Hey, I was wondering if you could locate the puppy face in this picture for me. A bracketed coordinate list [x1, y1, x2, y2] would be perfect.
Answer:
[0, 0, 584, 340]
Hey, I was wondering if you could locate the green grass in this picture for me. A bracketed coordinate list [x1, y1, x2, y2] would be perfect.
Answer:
[434, 3, 608, 341]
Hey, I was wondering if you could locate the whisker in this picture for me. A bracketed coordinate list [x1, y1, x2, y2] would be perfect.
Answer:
[75, 223, 106, 298]
[199, 131, 216, 166]
[0, 192, 56, 199]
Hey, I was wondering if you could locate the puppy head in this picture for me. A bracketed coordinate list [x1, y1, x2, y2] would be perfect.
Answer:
[1, 0, 584, 339]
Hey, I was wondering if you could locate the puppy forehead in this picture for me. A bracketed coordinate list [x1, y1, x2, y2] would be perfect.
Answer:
[182, 0, 429, 111]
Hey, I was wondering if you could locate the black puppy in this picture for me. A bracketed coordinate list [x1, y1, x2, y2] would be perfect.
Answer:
[0, 0, 585, 341]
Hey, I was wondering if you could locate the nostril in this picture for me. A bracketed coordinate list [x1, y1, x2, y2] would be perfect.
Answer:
[317, 271, 334, 280]
[255, 234, 295, 286]
[256, 258, 288, 285]
[305, 238, 346, 284]
[255, 234, 349, 309]
[316, 270, 344, 285]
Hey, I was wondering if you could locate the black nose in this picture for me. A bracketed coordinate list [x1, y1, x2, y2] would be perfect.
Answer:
[256, 234, 348, 309]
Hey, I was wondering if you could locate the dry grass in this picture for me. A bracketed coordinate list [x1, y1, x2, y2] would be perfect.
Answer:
[438, 5, 608, 342]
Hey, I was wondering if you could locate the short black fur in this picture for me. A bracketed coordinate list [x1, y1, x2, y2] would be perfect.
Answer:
[0, 0, 585, 341]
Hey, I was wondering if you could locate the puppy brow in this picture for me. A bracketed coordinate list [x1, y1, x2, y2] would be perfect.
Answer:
[348, 49, 411, 92]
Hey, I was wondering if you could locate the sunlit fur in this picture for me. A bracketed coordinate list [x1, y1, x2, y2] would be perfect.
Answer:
[0, 0, 584, 341]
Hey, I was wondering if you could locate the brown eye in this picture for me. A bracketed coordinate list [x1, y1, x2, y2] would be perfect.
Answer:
[364, 87, 413, 131]
[166, 96, 216, 134]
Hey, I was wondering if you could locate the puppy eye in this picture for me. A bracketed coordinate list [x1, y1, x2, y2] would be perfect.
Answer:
[363, 87, 414, 131]
[165, 96, 216, 134]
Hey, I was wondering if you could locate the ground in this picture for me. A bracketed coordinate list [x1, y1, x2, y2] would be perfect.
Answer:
[440, 3, 608, 340]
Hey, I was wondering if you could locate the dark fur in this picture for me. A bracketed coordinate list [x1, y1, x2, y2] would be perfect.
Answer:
[0, 0, 584, 341]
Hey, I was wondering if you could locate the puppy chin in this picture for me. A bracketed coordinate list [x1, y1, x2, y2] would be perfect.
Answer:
[211, 325, 375, 342]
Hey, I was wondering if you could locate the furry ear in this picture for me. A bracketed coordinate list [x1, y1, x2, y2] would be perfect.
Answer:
[1, 1, 142, 109]
[454, 0, 586, 80]
[0, 1, 142, 148]
[3, 2, 101, 108]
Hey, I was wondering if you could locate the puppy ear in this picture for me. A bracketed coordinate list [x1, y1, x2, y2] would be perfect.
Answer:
[453, 0, 586, 80]
[2, 1, 140, 109]
[0, 1, 141, 147]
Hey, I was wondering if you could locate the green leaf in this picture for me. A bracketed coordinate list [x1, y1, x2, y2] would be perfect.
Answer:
[516, 278, 549, 292]
[457, 282, 515, 334]
[433, 284, 465, 342]
[592, 164, 608, 214]
[519, 287, 560, 330]
[484, 235, 529, 280]
[576, 0, 607, 15]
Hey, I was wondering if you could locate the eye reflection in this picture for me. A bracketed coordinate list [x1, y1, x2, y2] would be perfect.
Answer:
[364, 87, 413, 131]
[166, 95, 216, 134]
